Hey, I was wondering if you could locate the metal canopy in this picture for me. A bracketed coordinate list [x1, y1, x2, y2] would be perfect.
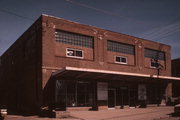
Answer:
[52, 66, 180, 81]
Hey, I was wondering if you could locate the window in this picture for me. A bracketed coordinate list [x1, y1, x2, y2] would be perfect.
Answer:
[144, 48, 165, 61]
[151, 61, 159, 68]
[55, 30, 94, 48]
[56, 80, 93, 107]
[115, 56, 127, 64]
[66, 48, 84, 58]
[107, 40, 135, 55]
[150, 59, 163, 69]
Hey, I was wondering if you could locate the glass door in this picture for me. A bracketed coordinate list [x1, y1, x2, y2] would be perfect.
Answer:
[108, 89, 116, 108]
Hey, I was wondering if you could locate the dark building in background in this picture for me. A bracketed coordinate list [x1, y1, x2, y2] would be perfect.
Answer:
[0, 14, 179, 114]
[172, 59, 180, 97]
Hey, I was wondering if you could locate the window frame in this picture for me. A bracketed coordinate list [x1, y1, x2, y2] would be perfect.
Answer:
[115, 56, 128, 64]
[107, 40, 135, 55]
[66, 48, 84, 59]
[55, 30, 94, 48]
[144, 48, 165, 61]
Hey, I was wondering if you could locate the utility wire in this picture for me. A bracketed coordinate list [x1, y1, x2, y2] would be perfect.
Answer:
[65, 0, 180, 42]
[142, 25, 180, 41]
[138, 18, 180, 40]
[0, 8, 34, 21]
[140, 22, 180, 38]
[66, 0, 120, 17]
[0, 1, 179, 43]
[150, 26, 180, 40]
[151, 28, 180, 41]
[65, 0, 148, 24]
[140, 22, 180, 40]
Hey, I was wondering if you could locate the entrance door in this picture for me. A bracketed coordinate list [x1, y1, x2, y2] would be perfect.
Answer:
[108, 89, 116, 108]
[77, 82, 87, 107]
[129, 89, 137, 107]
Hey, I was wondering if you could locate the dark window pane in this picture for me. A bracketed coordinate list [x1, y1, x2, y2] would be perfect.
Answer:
[121, 57, 127, 63]
[66, 81, 76, 107]
[145, 48, 165, 61]
[55, 80, 66, 109]
[76, 50, 83, 57]
[151, 62, 159, 68]
[116, 56, 121, 62]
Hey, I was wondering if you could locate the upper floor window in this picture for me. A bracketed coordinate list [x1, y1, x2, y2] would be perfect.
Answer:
[107, 40, 135, 55]
[144, 48, 165, 61]
[55, 30, 94, 48]
[115, 56, 127, 64]
[150, 59, 163, 69]
[66, 48, 84, 59]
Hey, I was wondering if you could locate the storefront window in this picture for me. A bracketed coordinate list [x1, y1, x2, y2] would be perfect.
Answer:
[66, 81, 76, 107]
[55, 80, 93, 108]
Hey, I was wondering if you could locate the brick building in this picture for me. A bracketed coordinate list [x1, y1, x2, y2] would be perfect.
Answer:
[0, 14, 180, 114]
[172, 58, 180, 98]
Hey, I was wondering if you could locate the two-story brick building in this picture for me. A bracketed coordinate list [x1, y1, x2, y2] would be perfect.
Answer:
[0, 14, 180, 114]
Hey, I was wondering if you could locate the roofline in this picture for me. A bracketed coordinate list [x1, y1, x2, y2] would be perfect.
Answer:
[52, 66, 180, 81]
[172, 58, 180, 61]
[41, 14, 170, 47]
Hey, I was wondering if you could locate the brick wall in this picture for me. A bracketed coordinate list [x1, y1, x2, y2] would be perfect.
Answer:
[0, 16, 42, 114]
[41, 15, 171, 89]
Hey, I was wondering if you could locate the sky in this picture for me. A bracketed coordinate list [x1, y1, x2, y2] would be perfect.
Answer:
[0, 0, 180, 59]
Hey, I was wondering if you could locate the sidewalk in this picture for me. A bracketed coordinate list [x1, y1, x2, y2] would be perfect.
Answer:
[5, 106, 180, 120]
[69, 106, 177, 120]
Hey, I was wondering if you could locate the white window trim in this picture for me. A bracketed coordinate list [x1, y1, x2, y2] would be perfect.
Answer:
[66, 48, 84, 59]
[115, 56, 128, 64]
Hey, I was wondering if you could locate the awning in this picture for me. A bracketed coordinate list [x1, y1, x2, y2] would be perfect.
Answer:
[51, 66, 180, 81]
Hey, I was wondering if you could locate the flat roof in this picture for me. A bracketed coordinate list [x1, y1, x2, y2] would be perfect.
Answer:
[42, 14, 170, 47]
[52, 66, 180, 81]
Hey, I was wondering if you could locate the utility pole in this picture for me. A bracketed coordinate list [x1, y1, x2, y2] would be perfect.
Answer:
[152, 58, 163, 106]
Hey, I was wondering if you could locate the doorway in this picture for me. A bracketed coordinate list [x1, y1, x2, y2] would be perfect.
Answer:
[108, 89, 116, 108]
[129, 89, 137, 107]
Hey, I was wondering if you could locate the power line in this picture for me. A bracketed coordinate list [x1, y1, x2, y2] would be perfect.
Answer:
[66, 0, 120, 17]
[151, 29, 180, 41]
[0, 1, 179, 43]
[65, 0, 180, 42]
[138, 18, 180, 41]
[65, 0, 148, 24]
[150, 26, 180, 40]
[140, 22, 180, 39]
[0, 8, 34, 21]
[140, 24, 180, 41]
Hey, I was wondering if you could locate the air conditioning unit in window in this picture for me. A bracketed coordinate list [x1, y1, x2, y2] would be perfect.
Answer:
[67, 50, 74, 56]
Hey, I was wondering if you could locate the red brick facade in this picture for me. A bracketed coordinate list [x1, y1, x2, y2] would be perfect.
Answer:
[0, 14, 173, 114]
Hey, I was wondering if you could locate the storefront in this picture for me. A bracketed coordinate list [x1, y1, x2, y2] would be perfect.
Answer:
[48, 67, 174, 110]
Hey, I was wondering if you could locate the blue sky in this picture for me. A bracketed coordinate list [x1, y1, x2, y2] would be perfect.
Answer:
[0, 0, 180, 59]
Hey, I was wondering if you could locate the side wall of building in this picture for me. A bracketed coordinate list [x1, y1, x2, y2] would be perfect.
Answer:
[0, 17, 42, 114]
[172, 59, 180, 97]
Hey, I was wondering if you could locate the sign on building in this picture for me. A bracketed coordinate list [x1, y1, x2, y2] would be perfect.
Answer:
[97, 82, 108, 100]
[138, 84, 147, 100]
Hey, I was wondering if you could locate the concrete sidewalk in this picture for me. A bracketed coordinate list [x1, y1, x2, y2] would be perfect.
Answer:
[69, 106, 176, 120]
[5, 106, 180, 120]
